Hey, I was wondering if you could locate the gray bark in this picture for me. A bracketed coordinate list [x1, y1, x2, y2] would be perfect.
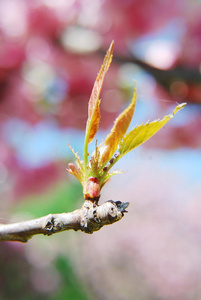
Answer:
[0, 200, 129, 243]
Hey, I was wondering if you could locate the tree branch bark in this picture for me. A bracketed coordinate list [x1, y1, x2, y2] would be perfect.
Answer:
[0, 200, 129, 243]
[98, 47, 201, 104]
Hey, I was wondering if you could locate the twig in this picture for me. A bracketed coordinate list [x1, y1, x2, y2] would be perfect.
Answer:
[98, 48, 201, 103]
[0, 200, 129, 243]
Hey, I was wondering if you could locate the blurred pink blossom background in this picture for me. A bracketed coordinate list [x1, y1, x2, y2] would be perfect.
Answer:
[0, 1, 201, 299]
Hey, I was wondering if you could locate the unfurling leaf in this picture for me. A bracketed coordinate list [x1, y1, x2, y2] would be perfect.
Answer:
[68, 143, 84, 172]
[118, 103, 187, 157]
[99, 85, 137, 165]
[85, 41, 114, 144]
[66, 163, 83, 183]
[66, 41, 187, 203]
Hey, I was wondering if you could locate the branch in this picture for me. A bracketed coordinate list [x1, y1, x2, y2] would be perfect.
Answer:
[98, 48, 201, 103]
[112, 52, 201, 87]
[0, 200, 129, 243]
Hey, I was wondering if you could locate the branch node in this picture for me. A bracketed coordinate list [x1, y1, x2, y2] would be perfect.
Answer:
[43, 215, 55, 235]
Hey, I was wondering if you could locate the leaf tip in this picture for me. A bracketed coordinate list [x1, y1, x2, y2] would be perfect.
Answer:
[109, 40, 114, 52]
[133, 79, 137, 89]
[131, 80, 137, 105]
[173, 102, 187, 115]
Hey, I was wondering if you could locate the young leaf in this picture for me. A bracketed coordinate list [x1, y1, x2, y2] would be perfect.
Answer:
[118, 103, 186, 157]
[68, 144, 84, 173]
[83, 41, 114, 169]
[99, 85, 137, 165]
[85, 41, 114, 144]
[66, 40, 187, 202]
[66, 163, 83, 183]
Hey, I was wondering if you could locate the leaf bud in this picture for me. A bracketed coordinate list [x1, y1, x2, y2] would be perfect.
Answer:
[84, 177, 100, 201]
[109, 158, 114, 164]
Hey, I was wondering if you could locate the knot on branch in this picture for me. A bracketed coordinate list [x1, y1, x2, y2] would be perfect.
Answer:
[80, 200, 130, 234]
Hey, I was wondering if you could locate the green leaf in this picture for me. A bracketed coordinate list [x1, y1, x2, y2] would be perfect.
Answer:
[119, 103, 187, 157]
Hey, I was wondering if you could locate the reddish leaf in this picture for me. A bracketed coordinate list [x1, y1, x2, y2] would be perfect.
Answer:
[86, 41, 114, 144]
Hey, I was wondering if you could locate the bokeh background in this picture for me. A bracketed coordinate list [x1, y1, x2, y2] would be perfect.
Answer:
[0, 0, 201, 299]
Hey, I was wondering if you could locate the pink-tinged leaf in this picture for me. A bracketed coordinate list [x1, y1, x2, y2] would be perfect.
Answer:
[86, 41, 114, 144]
[66, 163, 83, 183]
[99, 85, 137, 165]
[67, 143, 84, 172]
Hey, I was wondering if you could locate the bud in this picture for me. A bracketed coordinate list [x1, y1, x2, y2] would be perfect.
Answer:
[109, 158, 114, 164]
[84, 177, 100, 201]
